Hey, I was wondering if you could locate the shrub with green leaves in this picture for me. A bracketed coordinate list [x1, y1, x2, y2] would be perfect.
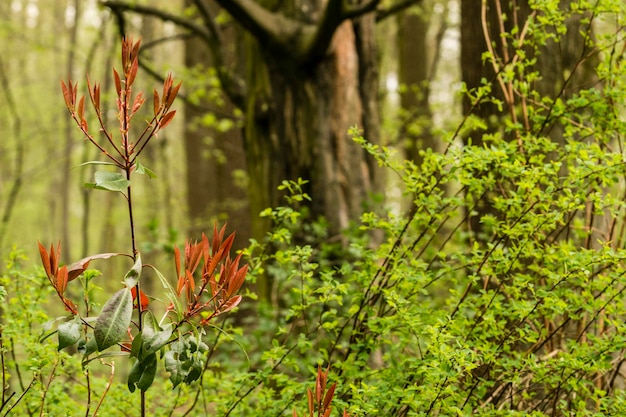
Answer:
[3, 1, 626, 416]
[37, 36, 248, 417]
[179, 2, 626, 416]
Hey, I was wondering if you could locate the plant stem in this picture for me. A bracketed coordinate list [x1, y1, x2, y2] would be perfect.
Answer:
[84, 368, 91, 417]
[125, 173, 146, 416]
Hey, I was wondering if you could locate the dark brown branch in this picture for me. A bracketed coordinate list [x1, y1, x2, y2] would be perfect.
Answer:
[138, 46, 238, 121]
[101, 0, 246, 108]
[343, 0, 380, 19]
[213, 0, 382, 64]
[211, 0, 313, 60]
[102, 1, 213, 41]
[191, 0, 221, 41]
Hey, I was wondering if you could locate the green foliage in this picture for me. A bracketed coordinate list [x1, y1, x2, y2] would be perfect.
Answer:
[3, 1, 626, 416]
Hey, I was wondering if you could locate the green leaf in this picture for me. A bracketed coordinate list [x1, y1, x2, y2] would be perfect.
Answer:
[76, 161, 118, 168]
[94, 288, 133, 351]
[135, 161, 157, 178]
[58, 318, 81, 351]
[85, 171, 130, 192]
[151, 266, 182, 320]
[78, 337, 98, 358]
[164, 334, 208, 388]
[127, 353, 157, 393]
[130, 332, 143, 360]
[143, 323, 173, 357]
[164, 350, 183, 388]
[124, 254, 142, 287]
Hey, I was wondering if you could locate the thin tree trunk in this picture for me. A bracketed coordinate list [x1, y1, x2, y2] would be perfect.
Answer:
[0, 57, 23, 252]
[62, 0, 81, 263]
[398, 5, 435, 164]
[184, 1, 251, 248]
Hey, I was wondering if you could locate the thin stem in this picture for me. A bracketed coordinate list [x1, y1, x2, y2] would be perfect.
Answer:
[125, 172, 145, 417]
[0, 331, 5, 408]
[92, 361, 115, 417]
[39, 359, 59, 417]
[84, 368, 91, 417]
[1, 377, 34, 417]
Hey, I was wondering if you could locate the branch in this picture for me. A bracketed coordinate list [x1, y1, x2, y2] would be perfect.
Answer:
[100, 0, 246, 109]
[102, 1, 213, 41]
[376, 0, 422, 22]
[212, 0, 313, 60]
[191, 0, 221, 41]
[138, 46, 238, 120]
[343, 0, 380, 19]
[214, 0, 382, 64]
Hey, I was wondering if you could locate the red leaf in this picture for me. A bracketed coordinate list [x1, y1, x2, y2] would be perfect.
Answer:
[61, 80, 73, 109]
[159, 110, 176, 129]
[71, 81, 77, 108]
[38, 241, 52, 279]
[153, 88, 160, 115]
[166, 81, 182, 109]
[77, 95, 85, 119]
[131, 38, 141, 62]
[113, 68, 121, 96]
[57, 266, 69, 295]
[130, 287, 149, 310]
[67, 252, 121, 282]
[185, 270, 195, 303]
[122, 36, 130, 69]
[226, 261, 248, 298]
[323, 382, 336, 411]
[50, 242, 60, 279]
[217, 295, 241, 315]
[162, 73, 172, 100]
[127, 57, 138, 86]
[131, 91, 145, 114]
[95, 84, 100, 111]
[307, 387, 314, 416]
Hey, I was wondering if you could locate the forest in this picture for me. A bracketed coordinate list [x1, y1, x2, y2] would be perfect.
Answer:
[1, 0, 626, 416]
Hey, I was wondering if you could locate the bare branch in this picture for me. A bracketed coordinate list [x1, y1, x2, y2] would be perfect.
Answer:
[102, 1, 213, 42]
[343, 0, 380, 19]
[211, 0, 313, 60]
[101, 0, 246, 108]
[191, 0, 221, 41]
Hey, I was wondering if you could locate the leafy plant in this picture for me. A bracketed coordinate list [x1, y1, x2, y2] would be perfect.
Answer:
[39, 36, 247, 416]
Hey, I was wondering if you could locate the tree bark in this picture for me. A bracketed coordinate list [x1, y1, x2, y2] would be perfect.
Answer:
[243, 19, 376, 238]
[398, 5, 433, 164]
[183, 17, 251, 249]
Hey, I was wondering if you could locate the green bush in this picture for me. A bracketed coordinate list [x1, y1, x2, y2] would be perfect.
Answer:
[2, 2, 626, 416]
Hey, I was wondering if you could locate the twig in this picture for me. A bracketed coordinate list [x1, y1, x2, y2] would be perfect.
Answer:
[92, 361, 115, 417]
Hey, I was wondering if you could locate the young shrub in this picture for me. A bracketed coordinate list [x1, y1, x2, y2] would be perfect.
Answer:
[40, 36, 247, 417]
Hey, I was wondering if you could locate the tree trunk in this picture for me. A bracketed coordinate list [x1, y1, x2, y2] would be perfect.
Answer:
[398, 5, 434, 164]
[184, 2, 251, 249]
[244, 20, 377, 238]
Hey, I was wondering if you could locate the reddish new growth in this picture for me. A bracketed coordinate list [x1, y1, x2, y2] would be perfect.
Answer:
[38, 242, 78, 315]
[60, 36, 181, 170]
[174, 224, 248, 325]
[293, 366, 351, 417]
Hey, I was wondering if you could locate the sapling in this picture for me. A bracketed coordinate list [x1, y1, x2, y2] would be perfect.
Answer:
[39, 36, 247, 417]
